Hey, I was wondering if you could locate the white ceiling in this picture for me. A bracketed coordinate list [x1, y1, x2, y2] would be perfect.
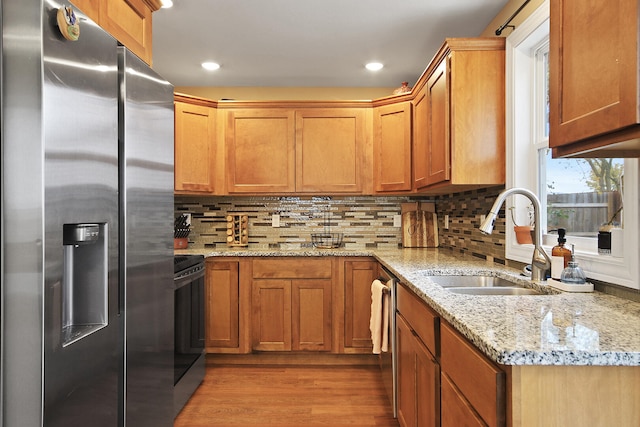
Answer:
[152, 0, 509, 88]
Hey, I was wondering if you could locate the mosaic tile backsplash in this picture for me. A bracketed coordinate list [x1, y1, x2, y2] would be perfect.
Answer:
[175, 196, 416, 250]
[175, 186, 640, 302]
[175, 186, 508, 261]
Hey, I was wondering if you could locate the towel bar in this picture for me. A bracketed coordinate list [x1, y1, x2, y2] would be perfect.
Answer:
[377, 277, 391, 293]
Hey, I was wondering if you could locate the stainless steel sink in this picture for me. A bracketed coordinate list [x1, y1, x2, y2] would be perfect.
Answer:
[444, 287, 541, 296]
[424, 275, 542, 296]
[425, 275, 517, 288]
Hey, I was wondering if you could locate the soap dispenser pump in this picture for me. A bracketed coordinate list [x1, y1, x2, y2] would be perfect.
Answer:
[551, 228, 572, 279]
[560, 244, 587, 284]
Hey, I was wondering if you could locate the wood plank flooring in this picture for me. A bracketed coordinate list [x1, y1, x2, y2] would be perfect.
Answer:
[175, 359, 399, 426]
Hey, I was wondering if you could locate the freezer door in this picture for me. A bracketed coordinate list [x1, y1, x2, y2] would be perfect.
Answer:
[119, 47, 175, 427]
[42, 4, 120, 427]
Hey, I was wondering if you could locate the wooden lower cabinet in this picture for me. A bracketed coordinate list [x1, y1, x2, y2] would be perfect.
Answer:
[251, 258, 333, 352]
[292, 279, 332, 351]
[342, 259, 378, 353]
[440, 373, 485, 427]
[396, 283, 440, 427]
[252, 279, 292, 351]
[440, 322, 505, 427]
[251, 278, 332, 352]
[205, 260, 239, 349]
[397, 314, 440, 427]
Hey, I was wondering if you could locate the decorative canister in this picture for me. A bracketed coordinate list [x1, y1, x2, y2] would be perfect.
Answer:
[393, 81, 411, 95]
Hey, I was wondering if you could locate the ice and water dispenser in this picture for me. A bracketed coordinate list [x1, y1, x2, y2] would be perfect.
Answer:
[62, 223, 109, 346]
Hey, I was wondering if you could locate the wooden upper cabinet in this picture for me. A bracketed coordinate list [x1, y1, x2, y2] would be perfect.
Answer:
[413, 38, 505, 194]
[226, 109, 296, 194]
[71, 0, 158, 65]
[424, 61, 449, 188]
[295, 108, 367, 193]
[174, 95, 217, 193]
[550, 0, 640, 157]
[373, 101, 412, 193]
[224, 105, 368, 194]
[72, 0, 100, 19]
[412, 85, 429, 189]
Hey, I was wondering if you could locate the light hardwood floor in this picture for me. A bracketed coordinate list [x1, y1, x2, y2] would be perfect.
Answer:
[175, 357, 399, 426]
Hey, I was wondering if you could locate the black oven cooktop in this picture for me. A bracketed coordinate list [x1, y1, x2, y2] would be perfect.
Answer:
[174, 255, 204, 274]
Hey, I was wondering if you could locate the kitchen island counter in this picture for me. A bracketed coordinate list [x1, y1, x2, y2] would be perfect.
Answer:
[177, 247, 640, 367]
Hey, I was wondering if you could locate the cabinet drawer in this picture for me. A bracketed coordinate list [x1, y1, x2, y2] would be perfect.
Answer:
[252, 258, 332, 279]
[396, 283, 439, 356]
[440, 322, 505, 427]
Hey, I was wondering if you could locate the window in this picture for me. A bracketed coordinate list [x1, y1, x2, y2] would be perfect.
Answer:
[506, 0, 639, 289]
[532, 41, 625, 251]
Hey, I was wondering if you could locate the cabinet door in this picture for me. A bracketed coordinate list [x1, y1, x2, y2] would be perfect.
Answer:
[226, 109, 296, 193]
[550, 0, 640, 155]
[416, 336, 440, 427]
[441, 373, 486, 427]
[344, 260, 378, 352]
[441, 322, 505, 427]
[295, 109, 365, 193]
[424, 60, 450, 187]
[71, 0, 100, 20]
[414, 60, 449, 190]
[252, 280, 292, 351]
[292, 279, 332, 351]
[205, 261, 239, 349]
[396, 314, 416, 427]
[174, 100, 216, 193]
[71, 0, 154, 64]
[449, 48, 505, 185]
[412, 85, 429, 189]
[397, 313, 440, 427]
[101, 0, 154, 64]
[374, 102, 412, 192]
[413, 39, 505, 192]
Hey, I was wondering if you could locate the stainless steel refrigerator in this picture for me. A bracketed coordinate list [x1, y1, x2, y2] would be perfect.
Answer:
[1, 1, 175, 426]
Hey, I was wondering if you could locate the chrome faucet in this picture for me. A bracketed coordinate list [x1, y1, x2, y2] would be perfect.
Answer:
[479, 188, 551, 281]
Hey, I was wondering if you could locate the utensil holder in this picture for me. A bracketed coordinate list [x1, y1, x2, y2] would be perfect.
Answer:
[174, 238, 188, 249]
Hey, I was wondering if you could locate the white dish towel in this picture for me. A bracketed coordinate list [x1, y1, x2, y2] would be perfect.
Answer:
[370, 279, 389, 354]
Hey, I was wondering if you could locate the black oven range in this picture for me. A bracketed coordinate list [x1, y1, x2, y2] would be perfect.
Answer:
[173, 255, 205, 417]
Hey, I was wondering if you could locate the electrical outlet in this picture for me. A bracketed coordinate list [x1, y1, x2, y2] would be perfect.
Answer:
[444, 214, 449, 230]
[272, 214, 280, 228]
[393, 214, 402, 227]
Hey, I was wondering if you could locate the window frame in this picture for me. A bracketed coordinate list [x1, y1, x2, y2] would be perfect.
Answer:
[505, 0, 639, 290]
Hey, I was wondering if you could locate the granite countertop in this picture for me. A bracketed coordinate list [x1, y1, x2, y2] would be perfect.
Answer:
[176, 246, 640, 367]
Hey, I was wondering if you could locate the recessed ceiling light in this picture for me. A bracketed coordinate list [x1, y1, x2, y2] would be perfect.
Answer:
[365, 62, 384, 71]
[201, 62, 220, 71]
[160, 0, 173, 8]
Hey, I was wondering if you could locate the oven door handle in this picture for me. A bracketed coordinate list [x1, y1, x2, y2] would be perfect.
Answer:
[174, 264, 205, 290]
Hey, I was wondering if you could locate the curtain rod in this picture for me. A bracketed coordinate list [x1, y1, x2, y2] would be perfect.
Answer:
[495, 0, 531, 35]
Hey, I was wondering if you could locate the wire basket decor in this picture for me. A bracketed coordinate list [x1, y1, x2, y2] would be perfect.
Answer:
[311, 207, 343, 249]
[311, 232, 343, 249]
